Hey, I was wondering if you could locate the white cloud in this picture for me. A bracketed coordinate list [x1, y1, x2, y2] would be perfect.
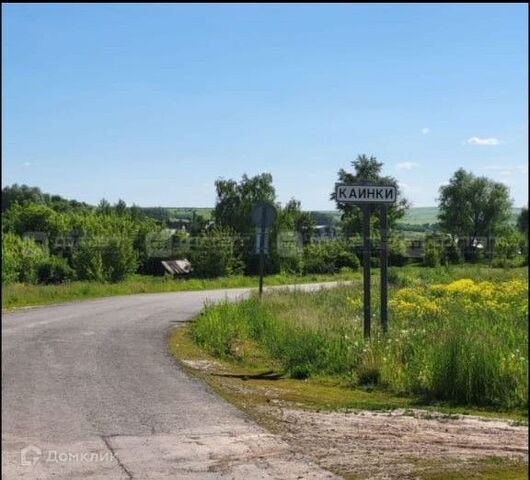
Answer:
[465, 136, 500, 146]
[396, 162, 419, 171]
[22, 161, 32, 167]
[421, 128, 430, 135]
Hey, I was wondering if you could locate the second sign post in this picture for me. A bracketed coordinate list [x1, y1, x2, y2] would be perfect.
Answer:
[251, 201, 276, 297]
[336, 184, 397, 337]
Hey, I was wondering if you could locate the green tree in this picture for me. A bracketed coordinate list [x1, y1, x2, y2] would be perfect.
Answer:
[189, 226, 243, 278]
[213, 173, 276, 274]
[438, 169, 512, 259]
[332, 155, 409, 236]
[213, 173, 276, 233]
[517, 206, 528, 237]
[2, 184, 45, 211]
[2, 232, 48, 284]
[282, 198, 315, 242]
[2, 202, 66, 246]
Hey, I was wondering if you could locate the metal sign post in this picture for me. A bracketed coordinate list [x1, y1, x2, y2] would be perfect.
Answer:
[335, 184, 397, 337]
[251, 201, 276, 297]
[379, 204, 388, 333]
[362, 205, 371, 338]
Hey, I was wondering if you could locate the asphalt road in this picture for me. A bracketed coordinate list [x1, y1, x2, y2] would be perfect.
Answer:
[2, 283, 343, 479]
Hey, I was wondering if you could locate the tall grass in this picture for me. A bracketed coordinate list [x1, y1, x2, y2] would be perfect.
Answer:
[2, 271, 359, 310]
[191, 266, 528, 409]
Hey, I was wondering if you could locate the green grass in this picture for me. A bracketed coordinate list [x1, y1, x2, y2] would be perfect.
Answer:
[169, 326, 527, 422]
[2, 271, 359, 311]
[419, 460, 528, 480]
[399, 207, 522, 226]
[189, 265, 528, 413]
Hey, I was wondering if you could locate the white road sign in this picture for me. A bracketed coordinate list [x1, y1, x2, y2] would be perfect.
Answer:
[335, 184, 397, 204]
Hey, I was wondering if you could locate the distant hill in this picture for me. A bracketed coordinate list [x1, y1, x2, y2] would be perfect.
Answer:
[400, 207, 522, 226]
[143, 206, 522, 227]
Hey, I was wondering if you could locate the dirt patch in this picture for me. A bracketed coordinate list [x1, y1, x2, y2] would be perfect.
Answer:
[262, 406, 528, 479]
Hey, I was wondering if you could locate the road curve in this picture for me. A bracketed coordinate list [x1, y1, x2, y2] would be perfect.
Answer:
[2, 283, 343, 479]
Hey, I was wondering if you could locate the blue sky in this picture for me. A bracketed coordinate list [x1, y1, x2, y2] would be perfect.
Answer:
[2, 3, 528, 209]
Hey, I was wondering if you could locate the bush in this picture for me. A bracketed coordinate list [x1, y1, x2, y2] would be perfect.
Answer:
[72, 236, 137, 282]
[302, 241, 359, 274]
[72, 238, 105, 281]
[189, 227, 243, 278]
[2, 232, 48, 284]
[441, 240, 463, 265]
[423, 240, 441, 267]
[36, 256, 75, 284]
[388, 236, 409, 266]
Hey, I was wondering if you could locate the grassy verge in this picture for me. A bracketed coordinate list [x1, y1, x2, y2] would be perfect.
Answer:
[169, 326, 527, 422]
[169, 326, 527, 479]
[2, 271, 359, 311]
[189, 267, 528, 411]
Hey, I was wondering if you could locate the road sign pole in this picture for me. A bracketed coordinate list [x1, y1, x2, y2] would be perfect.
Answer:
[362, 205, 371, 338]
[258, 212, 266, 297]
[380, 204, 388, 333]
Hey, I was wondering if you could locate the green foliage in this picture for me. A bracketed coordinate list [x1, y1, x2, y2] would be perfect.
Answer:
[388, 235, 409, 266]
[2, 232, 48, 284]
[423, 239, 441, 267]
[213, 173, 276, 234]
[212, 173, 277, 274]
[441, 239, 463, 265]
[333, 154, 409, 236]
[516, 206, 528, 236]
[2, 270, 360, 310]
[2, 202, 65, 245]
[192, 267, 528, 410]
[36, 256, 75, 284]
[302, 240, 359, 274]
[189, 226, 244, 278]
[72, 236, 137, 282]
[438, 169, 512, 259]
[2, 184, 91, 213]
[494, 227, 522, 261]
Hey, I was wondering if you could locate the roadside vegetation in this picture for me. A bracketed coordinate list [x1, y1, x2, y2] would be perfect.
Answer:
[2, 155, 527, 314]
[189, 265, 528, 413]
[2, 271, 357, 310]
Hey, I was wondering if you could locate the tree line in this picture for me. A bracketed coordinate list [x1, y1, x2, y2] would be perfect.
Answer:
[1, 155, 527, 285]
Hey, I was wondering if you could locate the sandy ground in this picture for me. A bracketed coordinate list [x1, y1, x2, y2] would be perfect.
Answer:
[261, 406, 528, 479]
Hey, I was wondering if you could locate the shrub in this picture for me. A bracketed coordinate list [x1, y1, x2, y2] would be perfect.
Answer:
[72, 238, 105, 282]
[2, 232, 48, 284]
[72, 236, 137, 282]
[388, 236, 409, 266]
[302, 241, 359, 274]
[423, 239, 441, 267]
[101, 237, 138, 282]
[189, 227, 243, 278]
[441, 240, 463, 265]
[36, 256, 75, 284]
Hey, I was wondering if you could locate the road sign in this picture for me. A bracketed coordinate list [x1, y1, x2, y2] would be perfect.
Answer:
[251, 202, 276, 227]
[251, 201, 276, 297]
[336, 184, 396, 337]
[255, 227, 270, 254]
[335, 184, 397, 204]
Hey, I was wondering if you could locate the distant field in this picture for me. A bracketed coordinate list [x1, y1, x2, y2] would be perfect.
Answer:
[145, 206, 522, 226]
[400, 207, 439, 225]
[401, 207, 522, 226]
[166, 207, 213, 220]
